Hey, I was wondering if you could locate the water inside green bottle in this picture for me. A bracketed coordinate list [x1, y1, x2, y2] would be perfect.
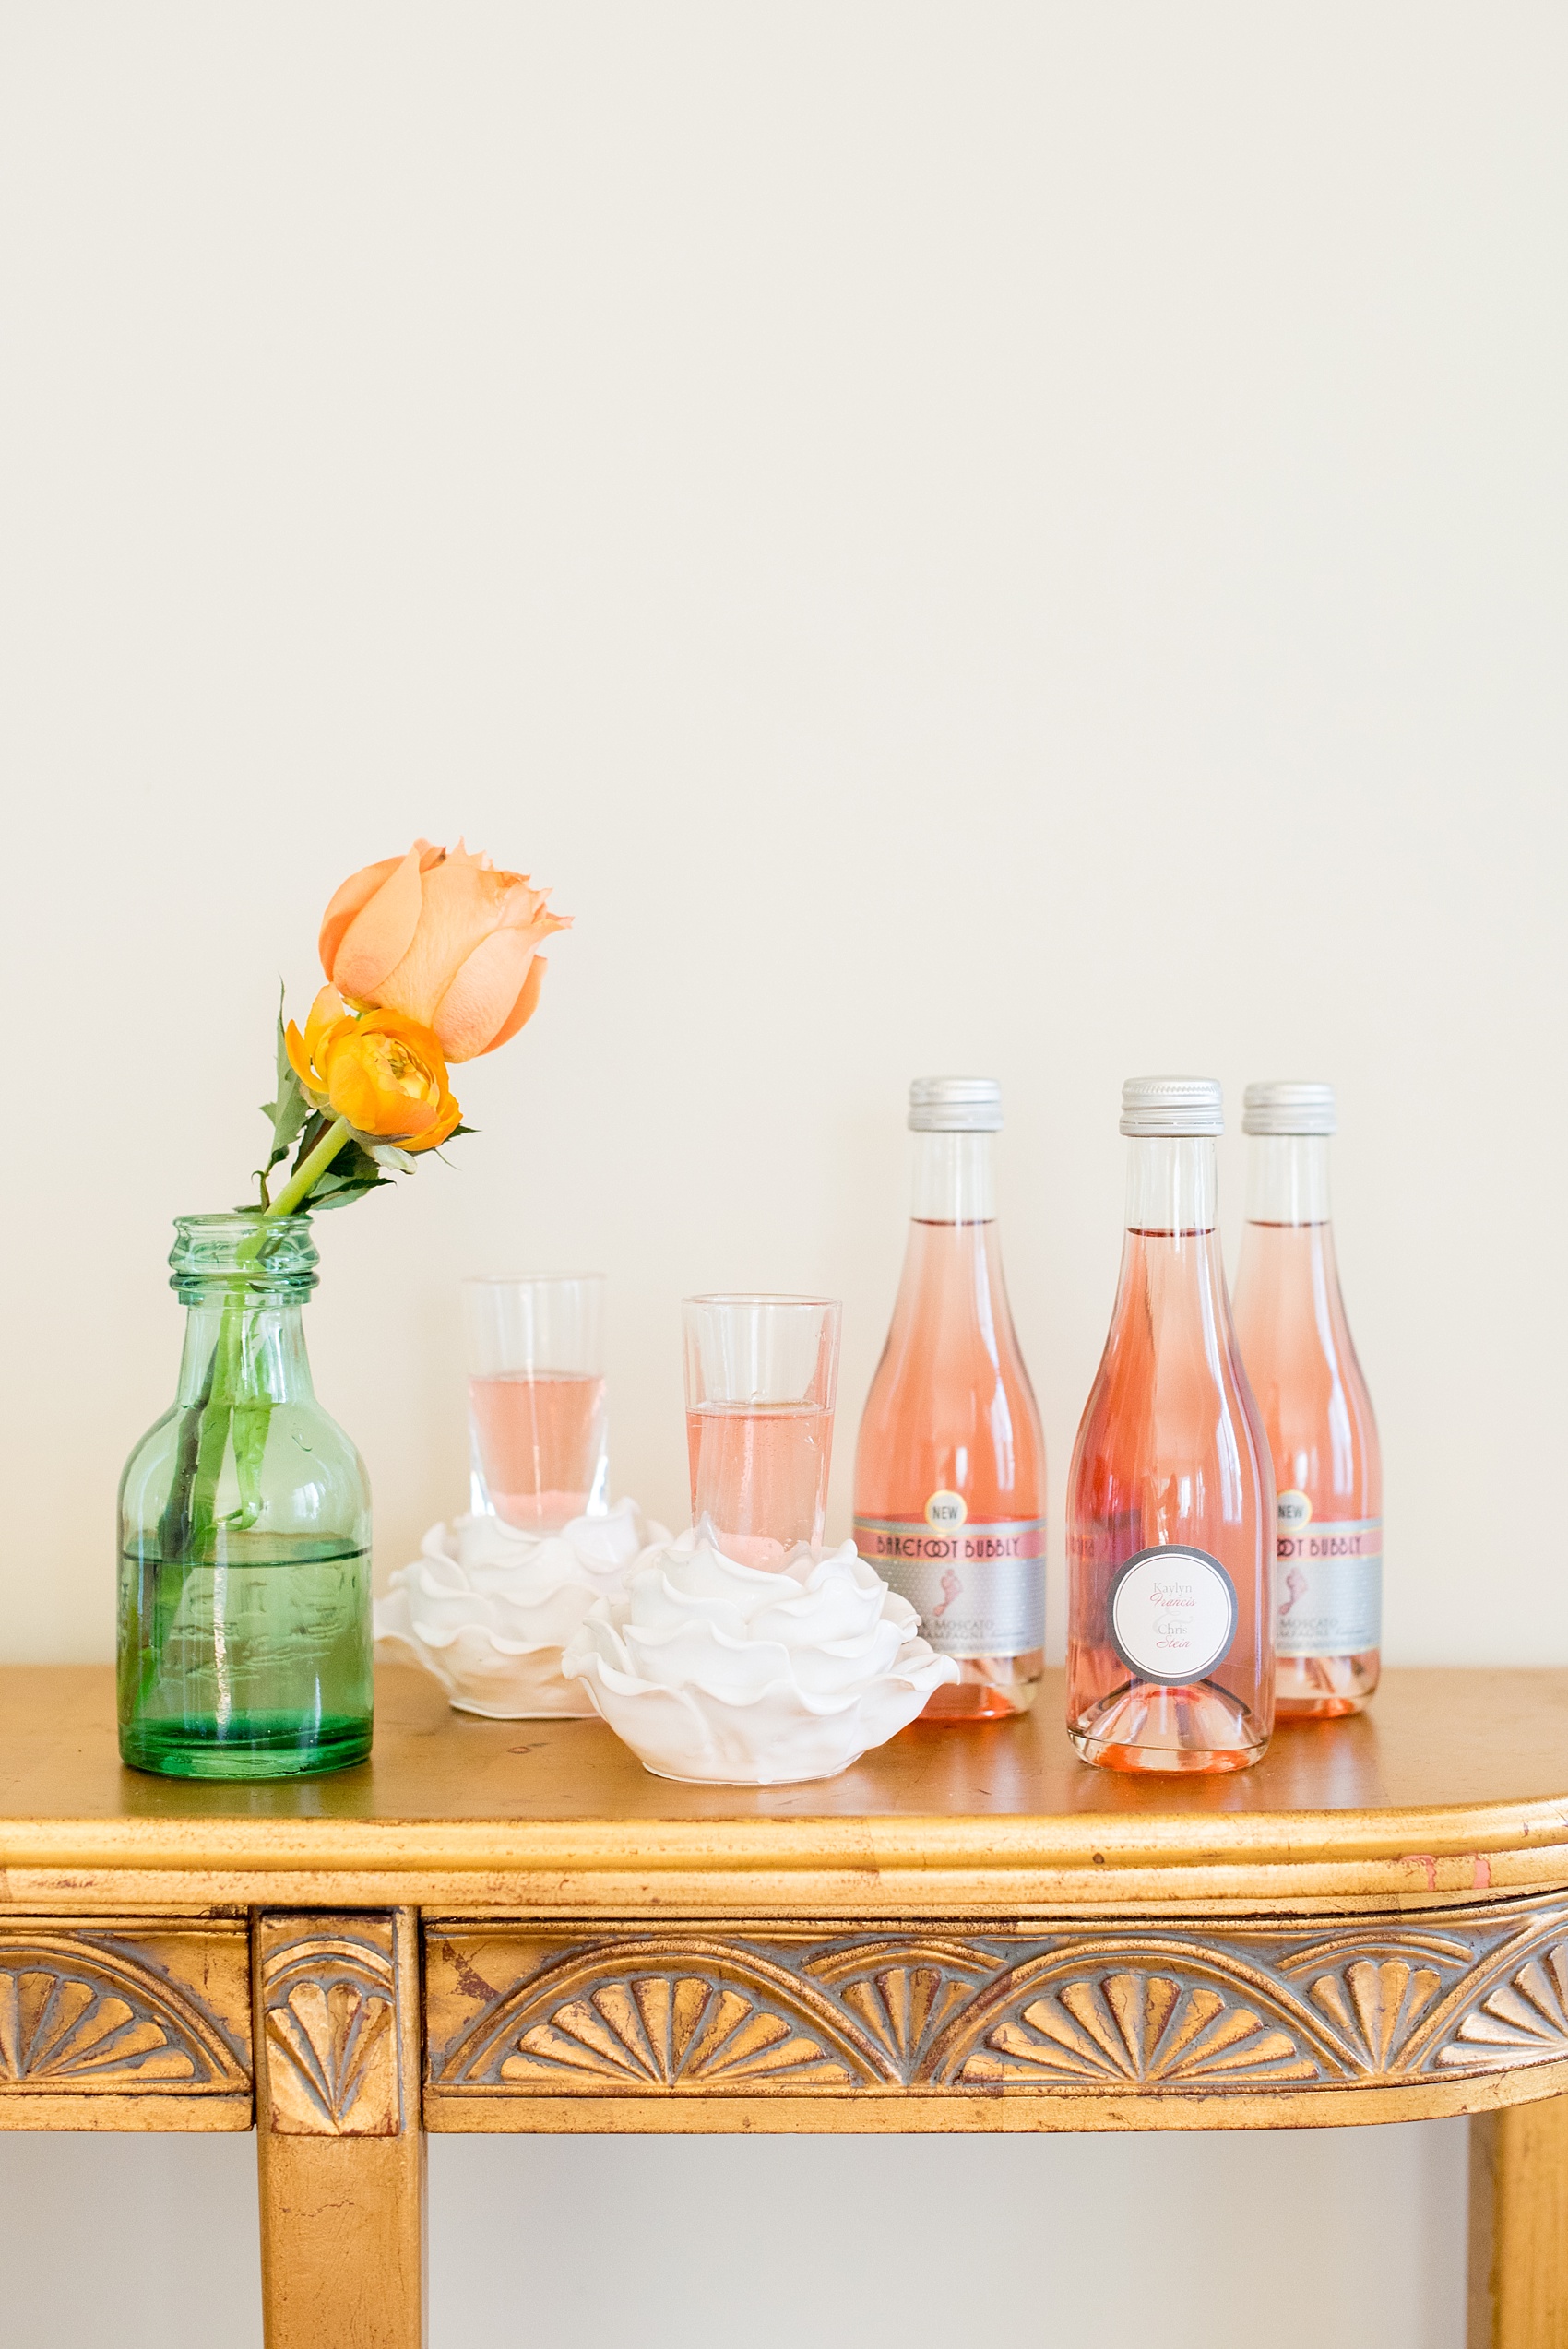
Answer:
[117, 1530, 374, 1779]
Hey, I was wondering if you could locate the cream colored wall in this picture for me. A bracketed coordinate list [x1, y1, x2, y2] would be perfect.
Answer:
[2, 5, 1563, 2342]
[0, 2124, 1469, 2349]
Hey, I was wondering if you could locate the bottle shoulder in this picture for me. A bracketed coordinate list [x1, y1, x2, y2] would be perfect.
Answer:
[857, 1219, 1046, 1517]
[856, 1341, 1044, 1515]
[116, 1406, 183, 1501]
[1068, 1299, 1271, 1511]
[1075, 1301, 1260, 1443]
[265, 1398, 372, 1482]
[1232, 1228, 1380, 1507]
[118, 1395, 371, 1533]
[864, 1235, 1041, 1418]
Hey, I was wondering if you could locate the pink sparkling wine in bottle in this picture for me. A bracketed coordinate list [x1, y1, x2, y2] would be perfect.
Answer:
[1066, 1077, 1275, 1773]
[1233, 1081, 1382, 1720]
[853, 1078, 1046, 1720]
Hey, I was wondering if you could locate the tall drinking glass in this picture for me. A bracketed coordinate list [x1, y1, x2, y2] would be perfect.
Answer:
[464, 1274, 609, 1530]
[682, 1295, 841, 1568]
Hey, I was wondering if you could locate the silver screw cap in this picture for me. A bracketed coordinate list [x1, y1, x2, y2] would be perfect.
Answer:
[909, 1076, 1003, 1133]
[1120, 1075, 1223, 1137]
[1243, 1080, 1336, 1136]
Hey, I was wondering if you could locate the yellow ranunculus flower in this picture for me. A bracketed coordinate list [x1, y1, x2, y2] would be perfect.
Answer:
[286, 986, 461, 1154]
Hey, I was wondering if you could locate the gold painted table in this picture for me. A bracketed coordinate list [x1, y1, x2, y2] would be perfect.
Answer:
[3, 1666, 1566, 2346]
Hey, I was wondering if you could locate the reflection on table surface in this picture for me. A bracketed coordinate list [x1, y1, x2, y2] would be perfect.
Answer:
[1, 1664, 1565, 1827]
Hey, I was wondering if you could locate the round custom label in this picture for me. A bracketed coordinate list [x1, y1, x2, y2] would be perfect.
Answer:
[1108, 1547, 1239, 1685]
[925, 1490, 968, 1529]
[1277, 1490, 1313, 1533]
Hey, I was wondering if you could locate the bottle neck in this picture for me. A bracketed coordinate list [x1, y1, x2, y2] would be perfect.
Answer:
[1114, 1137, 1240, 1378]
[1246, 1134, 1332, 1225]
[885, 1133, 1025, 1394]
[177, 1292, 315, 1406]
[910, 1130, 996, 1224]
[1125, 1135, 1217, 1235]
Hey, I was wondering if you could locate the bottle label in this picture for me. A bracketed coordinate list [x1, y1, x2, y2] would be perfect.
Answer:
[852, 1515, 1045, 1657]
[1108, 1546, 1238, 1684]
[1276, 1509, 1382, 1656]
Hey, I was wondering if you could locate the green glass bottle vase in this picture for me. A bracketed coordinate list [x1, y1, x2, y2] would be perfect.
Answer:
[117, 1214, 374, 1779]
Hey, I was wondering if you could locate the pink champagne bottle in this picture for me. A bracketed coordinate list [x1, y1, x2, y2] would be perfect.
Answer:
[1233, 1081, 1382, 1719]
[1066, 1077, 1275, 1773]
[853, 1077, 1046, 1720]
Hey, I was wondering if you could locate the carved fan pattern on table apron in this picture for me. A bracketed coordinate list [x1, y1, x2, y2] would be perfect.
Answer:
[426, 1903, 1568, 2101]
[0, 1933, 247, 2093]
[434, 1936, 895, 2090]
[258, 1919, 403, 2136]
[1435, 1942, 1568, 2069]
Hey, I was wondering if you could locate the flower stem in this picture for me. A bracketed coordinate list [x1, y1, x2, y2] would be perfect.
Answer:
[265, 1116, 353, 1219]
[137, 1118, 352, 1715]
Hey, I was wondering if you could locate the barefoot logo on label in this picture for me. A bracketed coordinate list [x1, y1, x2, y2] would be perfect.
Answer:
[932, 1565, 963, 1619]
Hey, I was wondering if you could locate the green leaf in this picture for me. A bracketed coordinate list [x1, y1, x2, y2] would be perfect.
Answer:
[290, 1120, 393, 1212]
[291, 1109, 332, 1160]
[229, 1402, 272, 1529]
[429, 1124, 476, 1169]
[307, 1177, 391, 1211]
[314, 1138, 391, 1192]
[259, 988, 310, 1175]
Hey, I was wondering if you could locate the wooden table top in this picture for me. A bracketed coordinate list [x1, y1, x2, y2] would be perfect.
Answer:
[3, 1665, 1566, 1916]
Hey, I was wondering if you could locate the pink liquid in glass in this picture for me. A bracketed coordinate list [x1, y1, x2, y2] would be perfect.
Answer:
[469, 1372, 608, 1530]
[685, 1403, 833, 1570]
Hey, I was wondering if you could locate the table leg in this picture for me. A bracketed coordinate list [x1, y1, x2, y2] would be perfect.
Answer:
[1468, 2094, 1568, 2348]
[253, 1907, 426, 2349]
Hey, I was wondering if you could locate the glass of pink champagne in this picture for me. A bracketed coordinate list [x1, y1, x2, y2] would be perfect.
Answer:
[463, 1274, 609, 1531]
[682, 1295, 841, 1569]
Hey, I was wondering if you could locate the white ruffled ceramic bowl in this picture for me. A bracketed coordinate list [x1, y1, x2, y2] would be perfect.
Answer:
[560, 1520, 956, 1783]
[374, 1500, 668, 1718]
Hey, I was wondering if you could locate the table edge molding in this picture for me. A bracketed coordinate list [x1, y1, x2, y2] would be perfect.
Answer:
[3, 1794, 1567, 1885]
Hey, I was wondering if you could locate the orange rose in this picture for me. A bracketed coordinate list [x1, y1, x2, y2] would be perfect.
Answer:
[286, 988, 461, 1154]
[317, 839, 570, 1063]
